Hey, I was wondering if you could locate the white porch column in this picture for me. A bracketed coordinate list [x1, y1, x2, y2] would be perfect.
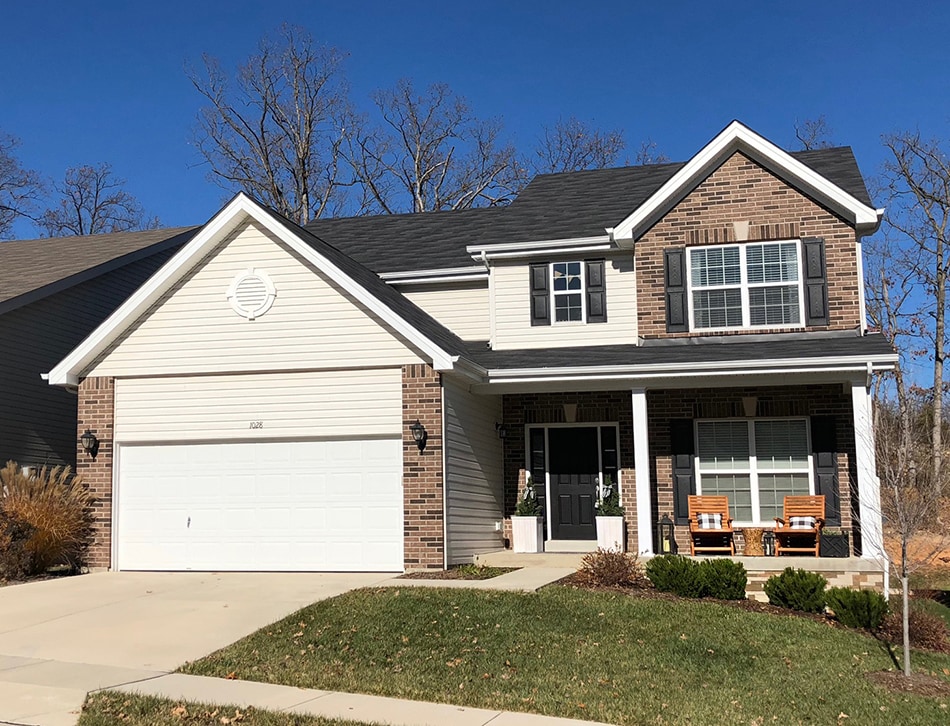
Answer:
[852, 380, 885, 559]
[631, 389, 653, 554]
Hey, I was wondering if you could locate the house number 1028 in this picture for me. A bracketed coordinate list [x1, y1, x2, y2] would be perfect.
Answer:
[249, 421, 264, 429]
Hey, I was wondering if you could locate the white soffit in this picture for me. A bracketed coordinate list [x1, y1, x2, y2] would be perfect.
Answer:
[46, 194, 456, 385]
[611, 121, 882, 241]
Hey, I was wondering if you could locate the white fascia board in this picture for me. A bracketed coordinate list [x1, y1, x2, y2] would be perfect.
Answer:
[480, 353, 898, 385]
[47, 194, 456, 385]
[466, 235, 611, 261]
[382, 267, 489, 285]
[612, 121, 881, 240]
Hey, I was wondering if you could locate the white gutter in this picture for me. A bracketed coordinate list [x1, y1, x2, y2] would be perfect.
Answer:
[380, 266, 488, 285]
[466, 235, 612, 261]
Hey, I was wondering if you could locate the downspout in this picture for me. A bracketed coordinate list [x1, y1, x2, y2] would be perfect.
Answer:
[441, 377, 449, 569]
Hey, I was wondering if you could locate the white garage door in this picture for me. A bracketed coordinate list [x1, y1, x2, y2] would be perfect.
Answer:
[116, 438, 403, 572]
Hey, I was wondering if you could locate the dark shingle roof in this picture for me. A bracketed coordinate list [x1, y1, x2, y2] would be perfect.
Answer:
[0, 227, 199, 308]
[304, 147, 874, 274]
[465, 331, 895, 371]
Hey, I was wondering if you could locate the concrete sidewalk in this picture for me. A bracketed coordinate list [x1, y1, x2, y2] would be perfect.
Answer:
[112, 672, 615, 726]
[374, 566, 574, 592]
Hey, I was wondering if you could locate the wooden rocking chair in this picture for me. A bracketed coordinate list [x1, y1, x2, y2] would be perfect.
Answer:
[774, 495, 825, 556]
[687, 495, 735, 556]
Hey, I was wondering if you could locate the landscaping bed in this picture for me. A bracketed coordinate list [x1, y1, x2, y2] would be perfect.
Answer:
[398, 564, 516, 580]
[79, 691, 374, 726]
[182, 586, 950, 725]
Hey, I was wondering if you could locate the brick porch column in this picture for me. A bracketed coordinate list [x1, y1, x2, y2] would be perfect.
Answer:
[77, 376, 115, 570]
[402, 363, 444, 570]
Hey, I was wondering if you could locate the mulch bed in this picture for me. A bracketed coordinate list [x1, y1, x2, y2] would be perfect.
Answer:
[867, 670, 950, 698]
[398, 566, 517, 581]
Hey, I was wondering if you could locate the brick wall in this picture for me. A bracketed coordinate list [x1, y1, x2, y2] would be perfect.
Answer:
[76, 376, 115, 569]
[636, 151, 862, 338]
[647, 384, 856, 555]
[501, 391, 636, 548]
[402, 363, 445, 570]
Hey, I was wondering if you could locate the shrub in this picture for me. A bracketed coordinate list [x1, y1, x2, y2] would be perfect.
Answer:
[514, 477, 542, 516]
[825, 587, 888, 630]
[578, 548, 646, 587]
[0, 461, 93, 574]
[763, 568, 827, 613]
[700, 558, 748, 600]
[594, 475, 624, 516]
[0, 510, 35, 580]
[646, 555, 706, 598]
[880, 604, 950, 653]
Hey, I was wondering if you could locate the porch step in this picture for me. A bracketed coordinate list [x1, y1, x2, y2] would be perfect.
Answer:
[544, 540, 598, 553]
[475, 550, 587, 568]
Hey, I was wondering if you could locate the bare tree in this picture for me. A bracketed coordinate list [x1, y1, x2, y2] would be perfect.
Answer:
[39, 163, 158, 237]
[633, 139, 670, 166]
[189, 24, 351, 224]
[881, 131, 950, 479]
[794, 116, 835, 150]
[874, 392, 950, 676]
[0, 132, 43, 239]
[531, 117, 626, 174]
[346, 79, 521, 214]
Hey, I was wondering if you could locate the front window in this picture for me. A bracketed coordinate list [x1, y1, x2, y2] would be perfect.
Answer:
[552, 261, 584, 322]
[689, 241, 802, 330]
[696, 418, 811, 523]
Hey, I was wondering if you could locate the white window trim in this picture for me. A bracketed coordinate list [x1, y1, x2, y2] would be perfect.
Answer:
[550, 261, 587, 324]
[686, 239, 806, 333]
[694, 417, 814, 527]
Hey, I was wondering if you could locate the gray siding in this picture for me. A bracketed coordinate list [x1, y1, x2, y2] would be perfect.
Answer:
[0, 249, 177, 468]
[444, 377, 504, 564]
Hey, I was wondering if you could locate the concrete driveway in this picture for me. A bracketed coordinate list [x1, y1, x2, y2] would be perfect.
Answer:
[0, 571, 389, 726]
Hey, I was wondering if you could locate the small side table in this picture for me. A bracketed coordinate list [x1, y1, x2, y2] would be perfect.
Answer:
[742, 527, 765, 556]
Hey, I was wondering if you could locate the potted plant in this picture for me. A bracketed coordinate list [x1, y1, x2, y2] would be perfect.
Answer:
[819, 527, 850, 558]
[595, 475, 625, 552]
[511, 477, 544, 553]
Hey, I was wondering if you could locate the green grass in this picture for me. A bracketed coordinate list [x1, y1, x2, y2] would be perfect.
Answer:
[914, 597, 950, 629]
[182, 587, 950, 726]
[79, 691, 375, 725]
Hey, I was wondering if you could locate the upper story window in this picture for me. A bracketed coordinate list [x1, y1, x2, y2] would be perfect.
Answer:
[530, 259, 606, 326]
[688, 241, 802, 330]
[665, 237, 828, 334]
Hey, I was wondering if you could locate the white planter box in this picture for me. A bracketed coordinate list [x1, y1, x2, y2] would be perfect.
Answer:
[596, 516, 625, 552]
[512, 516, 544, 553]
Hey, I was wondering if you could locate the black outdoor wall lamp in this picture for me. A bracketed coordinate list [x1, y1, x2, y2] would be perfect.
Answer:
[409, 420, 427, 451]
[79, 429, 99, 458]
[495, 422, 508, 439]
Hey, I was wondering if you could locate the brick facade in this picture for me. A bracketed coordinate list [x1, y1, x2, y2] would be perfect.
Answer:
[401, 363, 445, 570]
[501, 391, 636, 548]
[636, 151, 862, 338]
[76, 376, 115, 569]
[647, 384, 856, 555]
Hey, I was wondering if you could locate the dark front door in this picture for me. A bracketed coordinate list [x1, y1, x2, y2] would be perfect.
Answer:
[548, 427, 599, 540]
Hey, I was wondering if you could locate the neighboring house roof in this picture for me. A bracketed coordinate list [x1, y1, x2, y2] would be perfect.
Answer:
[304, 138, 875, 274]
[0, 227, 199, 315]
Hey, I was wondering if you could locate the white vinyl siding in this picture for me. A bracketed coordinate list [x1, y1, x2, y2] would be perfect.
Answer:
[114, 369, 402, 443]
[492, 255, 637, 350]
[401, 281, 489, 341]
[695, 418, 812, 524]
[443, 378, 504, 564]
[86, 220, 422, 377]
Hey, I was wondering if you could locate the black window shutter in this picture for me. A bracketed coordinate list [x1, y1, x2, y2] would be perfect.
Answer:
[586, 259, 607, 323]
[810, 415, 840, 526]
[802, 237, 829, 326]
[665, 248, 688, 332]
[670, 419, 696, 525]
[529, 263, 550, 326]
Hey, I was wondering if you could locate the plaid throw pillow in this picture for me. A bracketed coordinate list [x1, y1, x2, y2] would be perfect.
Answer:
[789, 516, 817, 529]
[697, 513, 722, 529]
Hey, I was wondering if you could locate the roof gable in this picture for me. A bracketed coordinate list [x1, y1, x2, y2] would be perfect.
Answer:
[609, 121, 881, 241]
[47, 194, 464, 385]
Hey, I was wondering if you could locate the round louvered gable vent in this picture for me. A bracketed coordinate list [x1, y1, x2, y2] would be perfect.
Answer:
[227, 269, 276, 320]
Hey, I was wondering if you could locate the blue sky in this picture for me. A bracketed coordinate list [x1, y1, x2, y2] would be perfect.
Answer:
[2, 1, 949, 236]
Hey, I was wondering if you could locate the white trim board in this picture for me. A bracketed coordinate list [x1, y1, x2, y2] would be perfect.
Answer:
[46, 194, 457, 386]
[610, 121, 883, 242]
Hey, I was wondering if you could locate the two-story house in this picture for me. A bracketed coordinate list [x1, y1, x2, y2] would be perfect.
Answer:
[46, 122, 895, 585]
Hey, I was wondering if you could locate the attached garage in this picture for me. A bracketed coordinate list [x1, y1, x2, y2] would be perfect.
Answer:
[111, 369, 405, 572]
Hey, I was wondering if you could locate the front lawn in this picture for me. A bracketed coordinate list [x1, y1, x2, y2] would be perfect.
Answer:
[182, 587, 950, 725]
[79, 691, 375, 726]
